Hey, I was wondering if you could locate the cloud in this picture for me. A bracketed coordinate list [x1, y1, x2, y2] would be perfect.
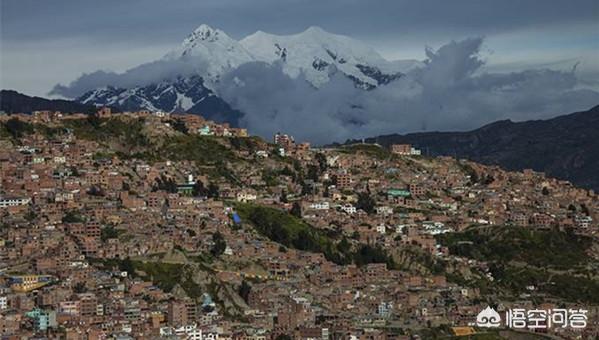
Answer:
[49, 36, 599, 144]
[217, 61, 362, 143]
[217, 37, 599, 143]
[49, 57, 208, 98]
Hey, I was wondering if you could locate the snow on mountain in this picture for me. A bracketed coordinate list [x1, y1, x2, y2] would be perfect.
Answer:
[78, 75, 243, 125]
[161, 24, 413, 90]
[76, 24, 421, 122]
[240, 26, 409, 88]
[163, 24, 255, 84]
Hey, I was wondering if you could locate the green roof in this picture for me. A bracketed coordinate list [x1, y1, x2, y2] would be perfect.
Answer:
[386, 189, 411, 197]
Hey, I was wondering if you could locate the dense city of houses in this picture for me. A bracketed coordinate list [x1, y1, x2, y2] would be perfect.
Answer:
[0, 109, 597, 339]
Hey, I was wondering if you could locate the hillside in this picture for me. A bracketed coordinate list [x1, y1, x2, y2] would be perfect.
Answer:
[0, 113, 597, 337]
[0, 90, 100, 114]
[352, 105, 599, 191]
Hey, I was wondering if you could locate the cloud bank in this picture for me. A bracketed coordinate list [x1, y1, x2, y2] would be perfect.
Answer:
[49, 57, 208, 98]
[50, 37, 599, 144]
[218, 37, 599, 143]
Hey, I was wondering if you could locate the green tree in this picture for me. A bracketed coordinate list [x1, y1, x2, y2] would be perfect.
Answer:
[73, 282, 87, 293]
[356, 192, 376, 214]
[290, 202, 302, 218]
[5, 118, 34, 138]
[315, 153, 328, 172]
[307, 164, 320, 182]
[211, 231, 227, 256]
[207, 183, 220, 198]
[238, 280, 251, 303]
[101, 226, 120, 242]
[280, 190, 288, 203]
[172, 119, 188, 134]
[119, 257, 135, 275]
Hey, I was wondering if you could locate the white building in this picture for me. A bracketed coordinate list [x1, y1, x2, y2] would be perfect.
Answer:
[236, 191, 257, 202]
[575, 215, 593, 228]
[309, 201, 330, 210]
[340, 204, 356, 214]
[0, 197, 31, 208]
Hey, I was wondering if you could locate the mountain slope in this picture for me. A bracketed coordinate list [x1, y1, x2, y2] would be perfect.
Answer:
[0, 90, 100, 114]
[353, 105, 599, 191]
[240, 26, 414, 89]
[77, 75, 243, 125]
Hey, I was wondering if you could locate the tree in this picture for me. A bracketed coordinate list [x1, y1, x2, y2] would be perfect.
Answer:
[238, 280, 251, 303]
[290, 202, 302, 218]
[24, 209, 37, 222]
[307, 164, 319, 182]
[211, 231, 226, 256]
[119, 257, 135, 275]
[101, 226, 119, 242]
[193, 180, 208, 197]
[323, 184, 330, 198]
[87, 185, 105, 196]
[63, 210, 85, 223]
[5, 118, 34, 138]
[356, 192, 376, 214]
[542, 187, 550, 195]
[280, 190, 288, 203]
[207, 183, 220, 198]
[315, 152, 328, 172]
[301, 182, 312, 196]
[73, 282, 87, 293]
[172, 119, 188, 134]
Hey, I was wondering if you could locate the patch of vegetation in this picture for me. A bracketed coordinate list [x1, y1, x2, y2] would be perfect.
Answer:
[356, 192, 376, 214]
[490, 264, 599, 303]
[339, 143, 390, 160]
[235, 203, 396, 268]
[64, 116, 149, 150]
[229, 136, 262, 152]
[439, 226, 599, 303]
[159, 135, 237, 165]
[91, 258, 204, 299]
[62, 210, 86, 223]
[458, 162, 479, 184]
[1, 119, 34, 139]
[100, 226, 123, 242]
[236, 203, 350, 263]
[437, 226, 592, 270]
[211, 231, 227, 256]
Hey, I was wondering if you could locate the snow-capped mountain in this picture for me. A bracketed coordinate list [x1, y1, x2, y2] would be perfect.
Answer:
[163, 24, 255, 84]
[240, 26, 414, 89]
[75, 24, 421, 121]
[78, 75, 243, 125]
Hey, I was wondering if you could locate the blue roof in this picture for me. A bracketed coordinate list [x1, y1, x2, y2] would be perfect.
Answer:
[232, 213, 241, 224]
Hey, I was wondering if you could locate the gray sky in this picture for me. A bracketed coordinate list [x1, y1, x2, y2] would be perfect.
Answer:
[1, 0, 598, 97]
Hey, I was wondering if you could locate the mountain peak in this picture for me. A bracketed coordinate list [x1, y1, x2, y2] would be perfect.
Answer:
[183, 24, 227, 45]
[303, 26, 327, 34]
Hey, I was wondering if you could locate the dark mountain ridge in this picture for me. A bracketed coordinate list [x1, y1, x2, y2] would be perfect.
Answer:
[349, 105, 599, 191]
[0, 90, 100, 114]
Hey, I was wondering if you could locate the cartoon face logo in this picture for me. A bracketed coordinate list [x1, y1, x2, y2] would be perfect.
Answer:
[476, 306, 501, 328]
